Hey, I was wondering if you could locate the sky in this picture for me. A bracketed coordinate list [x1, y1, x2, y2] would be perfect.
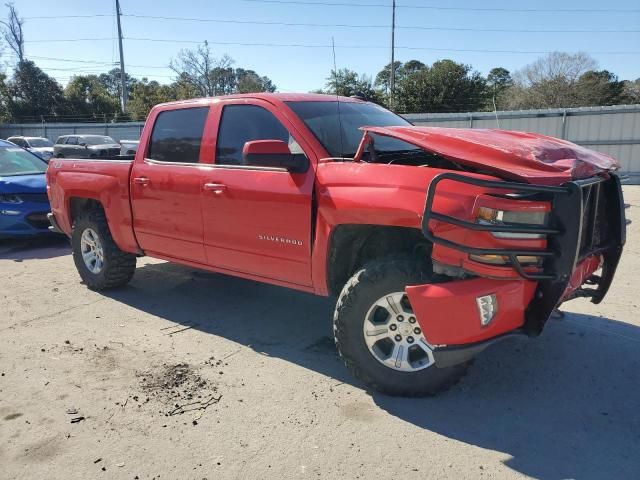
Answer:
[5, 0, 640, 92]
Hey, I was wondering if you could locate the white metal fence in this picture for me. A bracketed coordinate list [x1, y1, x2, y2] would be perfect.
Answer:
[1, 104, 638, 181]
[404, 104, 640, 182]
[0, 122, 145, 143]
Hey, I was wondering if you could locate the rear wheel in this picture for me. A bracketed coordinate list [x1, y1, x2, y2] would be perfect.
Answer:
[72, 209, 136, 290]
[333, 255, 470, 396]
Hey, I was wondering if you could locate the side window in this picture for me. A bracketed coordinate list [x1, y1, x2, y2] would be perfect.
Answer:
[12, 138, 25, 147]
[147, 107, 209, 163]
[66, 137, 78, 145]
[55, 137, 65, 145]
[216, 104, 303, 166]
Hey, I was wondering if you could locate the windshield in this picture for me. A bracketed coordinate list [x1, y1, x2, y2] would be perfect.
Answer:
[85, 136, 115, 145]
[0, 147, 47, 176]
[286, 101, 411, 158]
[27, 138, 54, 148]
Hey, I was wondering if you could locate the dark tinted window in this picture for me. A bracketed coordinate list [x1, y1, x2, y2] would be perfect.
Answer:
[286, 101, 410, 158]
[148, 107, 209, 163]
[55, 137, 66, 145]
[66, 137, 78, 145]
[216, 105, 301, 166]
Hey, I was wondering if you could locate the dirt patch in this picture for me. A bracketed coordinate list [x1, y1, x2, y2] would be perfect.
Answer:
[137, 363, 222, 416]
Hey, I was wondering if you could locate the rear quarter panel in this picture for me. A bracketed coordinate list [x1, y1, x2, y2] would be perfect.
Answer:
[47, 159, 139, 253]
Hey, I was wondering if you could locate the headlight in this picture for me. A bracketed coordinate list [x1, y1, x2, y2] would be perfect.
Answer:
[477, 206, 548, 239]
[0, 194, 23, 204]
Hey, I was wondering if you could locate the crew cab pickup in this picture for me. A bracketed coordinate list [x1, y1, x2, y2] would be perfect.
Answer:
[47, 93, 626, 396]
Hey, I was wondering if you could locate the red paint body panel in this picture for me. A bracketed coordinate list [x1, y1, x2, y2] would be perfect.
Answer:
[46, 93, 621, 348]
[406, 278, 537, 345]
[360, 126, 619, 185]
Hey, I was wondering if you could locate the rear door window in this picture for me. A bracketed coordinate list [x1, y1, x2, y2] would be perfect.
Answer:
[147, 107, 209, 163]
[66, 137, 78, 145]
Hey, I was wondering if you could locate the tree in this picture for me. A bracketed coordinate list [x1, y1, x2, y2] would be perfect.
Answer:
[374, 60, 426, 104]
[394, 59, 486, 113]
[64, 74, 120, 120]
[236, 68, 276, 94]
[1, 2, 24, 63]
[324, 68, 378, 101]
[0, 73, 11, 122]
[575, 70, 626, 106]
[170, 43, 276, 97]
[505, 52, 598, 109]
[6, 60, 67, 120]
[622, 78, 640, 104]
[128, 78, 177, 120]
[97, 68, 138, 98]
[487, 67, 512, 109]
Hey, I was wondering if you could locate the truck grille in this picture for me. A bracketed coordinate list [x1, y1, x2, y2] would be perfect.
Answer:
[579, 182, 609, 259]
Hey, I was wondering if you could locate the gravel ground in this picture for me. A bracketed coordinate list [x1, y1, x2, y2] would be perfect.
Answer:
[1, 186, 639, 480]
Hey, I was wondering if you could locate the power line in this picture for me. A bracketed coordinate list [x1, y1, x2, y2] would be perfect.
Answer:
[22, 36, 640, 54]
[241, 0, 640, 13]
[120, 13, 640, 33]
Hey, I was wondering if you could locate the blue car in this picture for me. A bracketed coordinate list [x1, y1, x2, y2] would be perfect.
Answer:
[0, 140, 52, 238]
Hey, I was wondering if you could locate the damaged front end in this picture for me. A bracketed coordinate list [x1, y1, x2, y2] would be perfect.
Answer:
[407, 172, 626, 366]
[353, 126, 626, 367]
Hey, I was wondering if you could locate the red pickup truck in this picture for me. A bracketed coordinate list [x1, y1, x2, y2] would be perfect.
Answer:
[47, 93, 626, 396]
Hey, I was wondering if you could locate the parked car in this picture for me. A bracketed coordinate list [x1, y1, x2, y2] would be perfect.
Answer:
[47, 93, 626, 396]
[6, 136, 55, 162]
[53, 135, 121, 158]
[0, 140, 52, 238]
[119, 139, 139, 156]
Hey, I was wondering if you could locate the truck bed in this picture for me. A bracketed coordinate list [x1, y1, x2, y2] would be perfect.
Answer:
[46, 157, 140, 254]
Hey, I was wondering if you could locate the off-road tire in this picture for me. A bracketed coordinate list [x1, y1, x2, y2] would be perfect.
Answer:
[333, 255, 470, 396]
[72, 209, 136, 290]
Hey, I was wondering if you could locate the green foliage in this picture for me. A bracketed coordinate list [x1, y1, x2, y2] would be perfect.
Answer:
[323, 68, 379, 102]
[128, 79, 178, 121]
[64, 74, 120, 120]
[6, 60, 68, 120]
[392, 59, 487, 113]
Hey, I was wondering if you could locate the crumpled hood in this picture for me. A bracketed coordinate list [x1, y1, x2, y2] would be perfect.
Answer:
[0, 174, 47, 194]
[363, 126, 619, 185]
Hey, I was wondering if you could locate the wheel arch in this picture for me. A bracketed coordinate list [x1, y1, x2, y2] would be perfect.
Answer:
[326, 224, 431, 297]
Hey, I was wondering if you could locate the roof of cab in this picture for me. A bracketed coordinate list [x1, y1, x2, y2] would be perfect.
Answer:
[154, 92, 366, 109]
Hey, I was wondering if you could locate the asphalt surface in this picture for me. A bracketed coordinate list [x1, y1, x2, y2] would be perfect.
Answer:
[1, 187, 639, 480]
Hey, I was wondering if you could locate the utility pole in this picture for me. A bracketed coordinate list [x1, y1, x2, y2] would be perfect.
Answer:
[115, 0, 127, 113]
[389, 0, 396, 110]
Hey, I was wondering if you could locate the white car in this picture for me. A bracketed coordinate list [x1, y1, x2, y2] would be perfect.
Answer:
[6, 136, 55, 162]
[119, 139, 140, 156]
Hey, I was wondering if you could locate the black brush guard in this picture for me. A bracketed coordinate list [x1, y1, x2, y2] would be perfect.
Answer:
[422, 172, 625, 336]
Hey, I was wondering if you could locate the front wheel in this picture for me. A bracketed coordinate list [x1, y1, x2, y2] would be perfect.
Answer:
[72, 209, 136, 290]
[333, 255, 470, 396]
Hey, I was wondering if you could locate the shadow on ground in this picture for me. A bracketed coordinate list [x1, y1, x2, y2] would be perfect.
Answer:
[0, 235, 70, 261]
[105, 261, 640, 480]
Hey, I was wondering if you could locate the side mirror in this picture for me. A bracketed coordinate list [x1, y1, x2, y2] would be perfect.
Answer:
[242, 140, 308, 173]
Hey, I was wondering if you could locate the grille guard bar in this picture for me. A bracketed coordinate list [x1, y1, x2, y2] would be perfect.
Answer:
[422, 172, 574, 281]
[422, 172, 625, 335]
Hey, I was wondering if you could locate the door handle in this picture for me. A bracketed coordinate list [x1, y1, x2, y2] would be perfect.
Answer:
[203, 183, 226, 194]
[133, 176, 150, 186]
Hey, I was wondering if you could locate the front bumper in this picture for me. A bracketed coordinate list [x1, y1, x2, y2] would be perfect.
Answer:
[0, 206, 52, 237]
[408, 172, 625, 363]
